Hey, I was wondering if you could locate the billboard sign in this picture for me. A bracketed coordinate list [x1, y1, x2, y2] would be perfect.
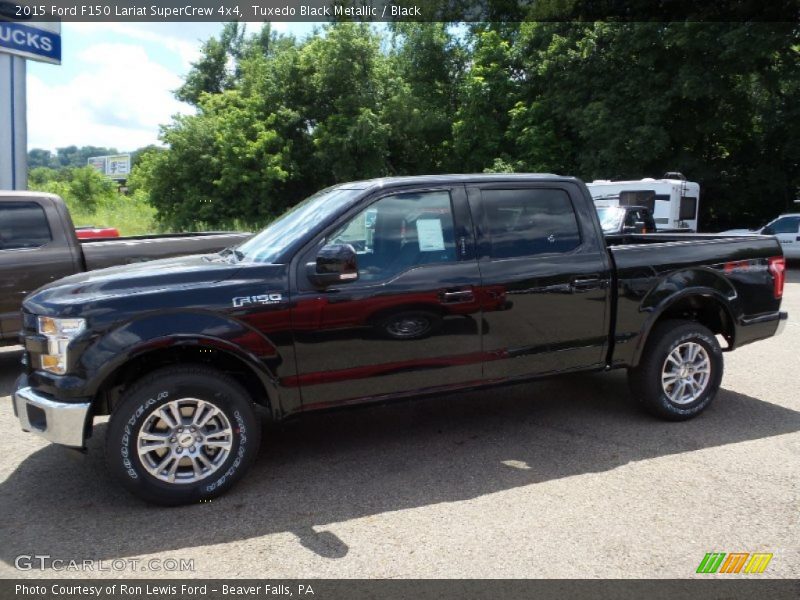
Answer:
[87, 156, 106, 173]
[88, 154, 131, 180]
[0, 21, 61, 65]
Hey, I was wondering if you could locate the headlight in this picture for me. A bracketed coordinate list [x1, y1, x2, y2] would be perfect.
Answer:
[37, 317, 86, 375]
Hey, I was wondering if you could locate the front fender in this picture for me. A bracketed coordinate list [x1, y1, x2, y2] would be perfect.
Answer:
[80, 310, 287, 410]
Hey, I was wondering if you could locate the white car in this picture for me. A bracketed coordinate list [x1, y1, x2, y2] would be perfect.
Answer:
[723, 214, 800, 260]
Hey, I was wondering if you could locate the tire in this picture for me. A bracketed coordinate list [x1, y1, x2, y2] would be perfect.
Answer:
[628, 319, 723, 421]
[106, 365, 261, 506]
[378, 310, 442, 340]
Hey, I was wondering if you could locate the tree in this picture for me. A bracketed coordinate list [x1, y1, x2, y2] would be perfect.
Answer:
[67, 167, 117, 211]
[382, 23, 465, 173]
[176, 23, 247, 106]
[507, 21, 800, 228]
[141, 20, 799, 232]
[28, 149, 56, 169]
[452, 26, 520, 171]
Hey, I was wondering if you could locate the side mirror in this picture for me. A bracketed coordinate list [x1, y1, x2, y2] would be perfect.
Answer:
[762, 226, 774, 236]
[306, 244, 359, 287]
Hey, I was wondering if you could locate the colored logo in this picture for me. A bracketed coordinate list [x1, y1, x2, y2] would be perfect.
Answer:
[696, 552, 773, 574]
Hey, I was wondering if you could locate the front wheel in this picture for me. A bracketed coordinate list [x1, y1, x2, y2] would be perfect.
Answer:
[378, 310, 442, 340]
[106, 365, 261, 505]
[628, 319, 724, 421]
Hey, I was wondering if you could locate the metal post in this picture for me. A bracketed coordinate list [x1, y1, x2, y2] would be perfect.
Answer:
[0, 53, 27, 190]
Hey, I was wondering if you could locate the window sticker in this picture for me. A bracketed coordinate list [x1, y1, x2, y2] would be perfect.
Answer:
[416, 218, 446, 251]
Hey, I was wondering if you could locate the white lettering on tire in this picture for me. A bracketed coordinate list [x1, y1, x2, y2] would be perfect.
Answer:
[204, 409, 246, 493]
[120, 392, 167, 480]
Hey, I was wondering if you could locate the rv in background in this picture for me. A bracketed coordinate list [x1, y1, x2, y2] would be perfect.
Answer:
[587, 173, 700, 232]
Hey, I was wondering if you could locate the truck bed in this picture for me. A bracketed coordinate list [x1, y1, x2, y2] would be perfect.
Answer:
[606, 232, 784, 367]
[81, 232, 252, 270]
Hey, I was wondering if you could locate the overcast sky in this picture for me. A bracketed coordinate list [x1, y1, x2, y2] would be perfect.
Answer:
[26, 22, 316, 152]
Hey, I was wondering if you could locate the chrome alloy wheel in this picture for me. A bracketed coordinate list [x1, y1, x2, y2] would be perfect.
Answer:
[385, 316, 430, 338]
[660, 342, 712, 405]
[137, 398, 233, 484]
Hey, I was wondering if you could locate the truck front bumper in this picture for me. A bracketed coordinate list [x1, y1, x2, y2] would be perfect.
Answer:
[13, 377, 91, 448]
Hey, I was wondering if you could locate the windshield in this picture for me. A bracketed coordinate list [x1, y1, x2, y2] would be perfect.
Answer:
[234, 187, 364, 263]
[596, 206, 625, 233]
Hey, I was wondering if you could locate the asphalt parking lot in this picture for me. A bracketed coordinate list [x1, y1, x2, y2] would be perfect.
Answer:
[1, 269, 798, 579]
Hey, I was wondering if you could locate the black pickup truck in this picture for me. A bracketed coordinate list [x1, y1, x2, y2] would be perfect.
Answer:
[597, 205, 658, 235]
[13, 174, 787, 505]
[0, 191, 250, 345]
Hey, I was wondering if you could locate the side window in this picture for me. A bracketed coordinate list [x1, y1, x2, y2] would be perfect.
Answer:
[620, 190, 655, 213]
[482, 188, 581, 259]
[768, 217, 800, 234]
[0, 202, 52, 250]
[679, 196, 698, 221]
[323, 190, 457, 282]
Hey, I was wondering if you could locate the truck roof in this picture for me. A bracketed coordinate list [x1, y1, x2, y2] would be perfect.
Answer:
[337, 173, 570, 191]
[0, 190, 61, 200]
[589, 178, 696, 185]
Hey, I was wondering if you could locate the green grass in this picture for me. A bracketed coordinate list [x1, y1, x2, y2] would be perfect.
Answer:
[65, 191, 160, 236]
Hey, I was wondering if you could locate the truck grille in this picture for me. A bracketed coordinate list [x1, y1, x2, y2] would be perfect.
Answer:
[20, 311, 40, 374]
[22, 311, 37, 334]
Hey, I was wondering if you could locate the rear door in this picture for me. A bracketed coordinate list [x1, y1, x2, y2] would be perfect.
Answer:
[0, 200, 75, 340]
[290, 185, 484, 408]
[468, 181, 612, 380]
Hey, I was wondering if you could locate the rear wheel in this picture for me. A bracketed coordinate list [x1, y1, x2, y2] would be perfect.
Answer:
[106, 365, 261, 505]
[628, 319, 723, 421]
[378, 310, 442, 340]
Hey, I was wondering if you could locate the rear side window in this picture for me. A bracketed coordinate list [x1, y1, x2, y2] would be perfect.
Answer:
[620, 190, 656, 213]
[482, 188, 581, 259]
[679, 196, 698, 220]
[0, 202, 52, 250]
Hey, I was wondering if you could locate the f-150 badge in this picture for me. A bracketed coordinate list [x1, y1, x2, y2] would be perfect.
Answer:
[232, 294, 283, 307]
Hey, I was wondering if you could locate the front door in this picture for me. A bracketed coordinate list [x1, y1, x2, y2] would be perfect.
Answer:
[468, 182, 612, 380]
[290, 186, 483, 409]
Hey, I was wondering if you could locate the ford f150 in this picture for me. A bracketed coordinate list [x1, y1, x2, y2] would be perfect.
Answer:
[12, 175, 788, 504]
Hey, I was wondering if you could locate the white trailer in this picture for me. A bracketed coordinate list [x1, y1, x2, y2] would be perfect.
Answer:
[586, 176, 701, 232]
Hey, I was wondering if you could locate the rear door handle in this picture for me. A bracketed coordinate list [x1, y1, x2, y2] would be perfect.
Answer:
[441, 288, 475, 303]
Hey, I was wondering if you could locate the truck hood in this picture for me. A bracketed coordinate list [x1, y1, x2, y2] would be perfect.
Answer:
[24, 253, 245, 312]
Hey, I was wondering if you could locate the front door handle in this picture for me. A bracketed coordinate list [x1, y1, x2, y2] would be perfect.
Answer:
[441, 288, 475, 303]
[570, 276, 604, 292]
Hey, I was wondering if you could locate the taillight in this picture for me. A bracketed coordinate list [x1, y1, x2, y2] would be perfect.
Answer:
[767, 256, 786, 299]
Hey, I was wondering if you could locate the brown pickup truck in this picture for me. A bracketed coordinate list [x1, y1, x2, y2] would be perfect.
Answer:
[0, 191, 250, 345]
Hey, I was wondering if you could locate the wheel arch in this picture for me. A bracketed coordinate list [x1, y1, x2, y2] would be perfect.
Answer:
[92, 337, 278, 418]
[632, 286, 737, 368]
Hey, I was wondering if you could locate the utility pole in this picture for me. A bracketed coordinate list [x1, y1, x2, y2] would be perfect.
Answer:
[0, 53, 27, 189]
